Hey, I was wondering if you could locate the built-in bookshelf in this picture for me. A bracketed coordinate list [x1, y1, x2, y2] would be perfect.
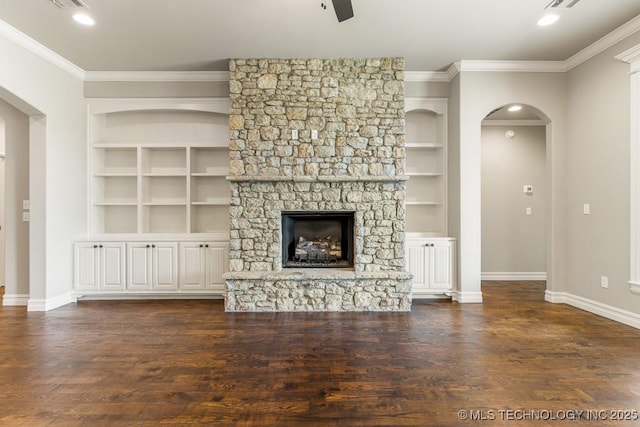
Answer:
[404, 98, 448, 237]
[88, 99, 230, 237]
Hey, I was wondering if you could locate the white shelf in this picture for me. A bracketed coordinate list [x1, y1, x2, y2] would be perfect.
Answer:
[405, 98, 448, 236]
[89, 104, 230, 235]
[191, 168, 229, 177]
[405, 143, 444, 149]
[191, 199, 231, 206]
[407, 172, 443, 177]
[406, 201, 443, 206]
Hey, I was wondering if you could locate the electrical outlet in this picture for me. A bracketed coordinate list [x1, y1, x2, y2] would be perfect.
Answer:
[23, 200, 30, 210]
[22, 212, 30, 222]
[601, 276, 608, 288]
[526, 207, 532, 215]
[583, 203, 591, 215]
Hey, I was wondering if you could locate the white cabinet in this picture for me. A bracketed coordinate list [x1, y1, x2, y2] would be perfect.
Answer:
[88, 100, 230, 236]
[407, 238, 456, 297]
[127, 242, 178, 291]
[74, 242, 126, 291]
[179, 242, 228, 292]
[404, 98, 448, 237]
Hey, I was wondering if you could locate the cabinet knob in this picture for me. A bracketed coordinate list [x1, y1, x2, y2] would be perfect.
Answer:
[146, 244, 150, 248]
[205, 244, 209, 248]
[199, 244, 204, 248]
[93, 245, 98, 248]
[152, 244, 156, 248]
[99, 245, 103, 248]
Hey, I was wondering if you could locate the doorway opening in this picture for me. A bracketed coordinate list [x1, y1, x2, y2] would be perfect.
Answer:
[481, 104, 548, 282]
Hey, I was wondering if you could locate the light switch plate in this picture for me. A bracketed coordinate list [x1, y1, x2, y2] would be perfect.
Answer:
[23, 200, 30, 210]
[311, 130, 318, 140]
[583, 203, 591, 215]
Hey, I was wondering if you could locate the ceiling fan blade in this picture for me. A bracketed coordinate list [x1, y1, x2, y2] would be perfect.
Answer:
[332, 0, 354, 22]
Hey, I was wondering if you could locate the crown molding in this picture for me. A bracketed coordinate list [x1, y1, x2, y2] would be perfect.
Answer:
[404, 71, 450, 83]
[615, 43, 640, 74]
[456, 60, 567, 73]
[84, 71, 230, 82]
[566, 14, 640, 71]
[0, 19, 85, 80]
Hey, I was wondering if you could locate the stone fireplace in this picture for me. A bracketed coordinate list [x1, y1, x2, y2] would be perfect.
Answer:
[225, 58, 412, 311]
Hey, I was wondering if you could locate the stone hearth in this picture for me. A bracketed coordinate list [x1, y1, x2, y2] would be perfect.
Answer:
[225, 58, 411, 311]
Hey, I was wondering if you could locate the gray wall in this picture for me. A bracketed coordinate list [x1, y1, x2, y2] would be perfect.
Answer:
[0, 99, 29, 298]
[481, 125, 546, 274]
[564, 30, 640, 313]
[455, 71, 567, 300]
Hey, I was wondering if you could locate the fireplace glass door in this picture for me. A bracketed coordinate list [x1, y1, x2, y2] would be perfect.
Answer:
[281, 211, 354, 268]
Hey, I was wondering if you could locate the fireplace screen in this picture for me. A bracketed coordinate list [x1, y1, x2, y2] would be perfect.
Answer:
[281, 211, 354, 268]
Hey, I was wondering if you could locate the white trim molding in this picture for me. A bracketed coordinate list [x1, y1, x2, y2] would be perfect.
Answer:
[0, 19, 85, 80]
[616, 44, 640, 296]
[2, 294, 29, 306]
[27, 292, 74, 312]
[481, 272, 547, 281]
[84, 71, 230, 82]
[567, 14, 640, 71]
[481, 120, 547, 127]
[545, 290, 640, 330]
[456, 60, 566, 73]
[451, 291, 483, 303]
[87, 97, 230, 115]
[404, 71, 450, 83]
[629, 281, 640, 295]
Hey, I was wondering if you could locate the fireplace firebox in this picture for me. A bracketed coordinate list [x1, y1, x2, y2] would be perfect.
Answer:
[281, 211, 355, 268]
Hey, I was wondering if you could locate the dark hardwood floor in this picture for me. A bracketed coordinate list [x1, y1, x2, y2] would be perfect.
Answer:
[1, 281, 639, 426]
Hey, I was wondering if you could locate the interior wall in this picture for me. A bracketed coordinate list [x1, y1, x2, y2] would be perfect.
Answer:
[564, 30, 640, 315]
[0, 31, 86, 309]
[481, 125, 546, 275]
[0, 100, 29, 299]
[457, 71, 567, 299]
[0, 116, 4, 286]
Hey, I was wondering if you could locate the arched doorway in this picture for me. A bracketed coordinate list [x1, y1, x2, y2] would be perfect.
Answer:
[481, 104, 549, 282]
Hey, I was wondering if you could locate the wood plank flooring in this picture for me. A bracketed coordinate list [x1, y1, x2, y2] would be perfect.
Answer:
[1, 282, 639, 426]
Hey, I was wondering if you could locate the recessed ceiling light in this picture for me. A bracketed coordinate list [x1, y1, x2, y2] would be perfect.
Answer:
[508, 105, 523, 112]
[73, 12, 95, 26]
[537, 13, 559, 26]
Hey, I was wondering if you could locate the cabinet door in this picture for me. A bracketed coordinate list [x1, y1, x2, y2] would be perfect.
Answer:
[205, 244, 228, 292]
[153, 243, 178, 290]
[127, 244, 153, 290]
[100, 243, 126, 291]
[74, 243, 100, 291]
[179, 243, 206, 290]
[407, 242, 428, 291]
[431, 242, 453, 290]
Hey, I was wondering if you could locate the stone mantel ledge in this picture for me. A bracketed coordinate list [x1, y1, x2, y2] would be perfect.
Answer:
[226, 175, 410, 183]
[224, 269, 413, 281]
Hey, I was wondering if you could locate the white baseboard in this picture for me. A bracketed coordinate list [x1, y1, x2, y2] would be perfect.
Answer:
[73, 293, 224, 301]
[545, 290, 640, 330]
[451, 290, 483, 303]
[482, 272, 547, 281]
[3, 294, 29, 306]
[27, 292, 74, 312]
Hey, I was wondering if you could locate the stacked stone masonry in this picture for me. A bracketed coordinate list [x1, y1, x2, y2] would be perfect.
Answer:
[226, 58, 412, 311]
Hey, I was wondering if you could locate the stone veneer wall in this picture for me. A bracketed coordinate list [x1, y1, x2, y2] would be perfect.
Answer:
[225, 58, 411, 311]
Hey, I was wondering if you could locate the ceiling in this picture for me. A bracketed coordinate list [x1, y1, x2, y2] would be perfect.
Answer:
[1, 0, 640, 72]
